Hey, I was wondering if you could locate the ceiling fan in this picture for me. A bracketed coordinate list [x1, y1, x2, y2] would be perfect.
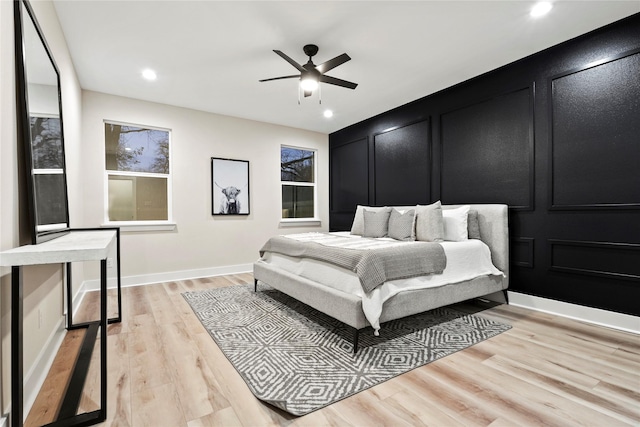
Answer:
[259, 44, 358, 98]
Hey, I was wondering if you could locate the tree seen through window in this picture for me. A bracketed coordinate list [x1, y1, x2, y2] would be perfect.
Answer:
[105, 123, 169, 173]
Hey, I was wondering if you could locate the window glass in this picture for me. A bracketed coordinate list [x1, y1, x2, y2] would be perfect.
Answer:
[282, 185, 314, 218]
[108, 175, 168, 221]
[281, 146, 316, 219]
[34, 173, 67, 225]
[31, 116, 63, 169]
[105, 123, 169, 173]
[281, 147, 314, 183]
[105, 122, 171, 223]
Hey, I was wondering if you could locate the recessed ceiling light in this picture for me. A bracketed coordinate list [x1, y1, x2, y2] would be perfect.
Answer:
[323, 110, 334, 118]
[530, 2, 553, 18]
[142, 69, 157, 81]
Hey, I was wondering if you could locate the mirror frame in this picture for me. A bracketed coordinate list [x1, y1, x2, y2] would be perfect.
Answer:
[14, 0, 70, 244]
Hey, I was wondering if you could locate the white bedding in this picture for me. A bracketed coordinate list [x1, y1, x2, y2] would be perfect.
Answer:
[261, 231, 504, 332]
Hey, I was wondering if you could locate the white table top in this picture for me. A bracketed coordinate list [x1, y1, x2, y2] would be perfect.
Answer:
[0, 230, 117, 266]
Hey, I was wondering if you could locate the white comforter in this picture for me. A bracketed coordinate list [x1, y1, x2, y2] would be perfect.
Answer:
[261, 232, 504, 332]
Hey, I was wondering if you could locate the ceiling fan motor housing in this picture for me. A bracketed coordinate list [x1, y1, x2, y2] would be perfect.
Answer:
[303, 44, 319, 58]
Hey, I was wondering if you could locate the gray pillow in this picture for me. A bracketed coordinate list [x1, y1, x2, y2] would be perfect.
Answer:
[468, 209, 481, 239]
[415, 201, 444, 242]
[388, 208, 416, 241]
[363, 208, 392, 238]
[351, 205, 389, 236]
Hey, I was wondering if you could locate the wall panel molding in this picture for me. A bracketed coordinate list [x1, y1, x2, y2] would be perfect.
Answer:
[373, 118, 431, 206]
[439, 85, 534, 210]
[330, 136, 369, 214]
[548, 47, 640, 210]
[512, 237, 535, 268]
[549, 239, 640, 282]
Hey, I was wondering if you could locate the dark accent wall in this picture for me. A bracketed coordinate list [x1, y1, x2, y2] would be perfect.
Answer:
[329, 14, 640, 317]
[440, 87, 534, 209]
[374, 119, 431, 206]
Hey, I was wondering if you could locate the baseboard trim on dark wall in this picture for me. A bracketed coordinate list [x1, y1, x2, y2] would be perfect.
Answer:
[509, 292, 639, 335]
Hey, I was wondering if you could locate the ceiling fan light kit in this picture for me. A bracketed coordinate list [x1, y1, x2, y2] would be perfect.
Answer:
[300, 76, 319, 91]
[260, 44, 357, 103]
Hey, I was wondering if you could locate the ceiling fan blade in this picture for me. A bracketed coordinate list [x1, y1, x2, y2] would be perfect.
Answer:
[320, 75, 358, 90]
[273, 50, 306, 72]
[259, 75, 300, 82]
[316, 53, 351, 74]
[304, 90, 312, 97]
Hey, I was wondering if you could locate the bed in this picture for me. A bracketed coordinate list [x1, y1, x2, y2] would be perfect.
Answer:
[253, 203, 509, 352]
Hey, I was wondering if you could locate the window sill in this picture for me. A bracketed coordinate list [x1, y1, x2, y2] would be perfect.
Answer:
[101, 222, 177, 232]
[279, 218, 322, 228]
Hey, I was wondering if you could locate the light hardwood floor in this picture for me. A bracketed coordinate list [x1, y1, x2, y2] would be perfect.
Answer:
[26, 274, 640, 426]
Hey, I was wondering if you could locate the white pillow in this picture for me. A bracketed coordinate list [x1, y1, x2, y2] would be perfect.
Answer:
[442, 205, 470, 241]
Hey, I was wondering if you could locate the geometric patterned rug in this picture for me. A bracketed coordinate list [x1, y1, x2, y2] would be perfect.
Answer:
[182, 284, 511, 416]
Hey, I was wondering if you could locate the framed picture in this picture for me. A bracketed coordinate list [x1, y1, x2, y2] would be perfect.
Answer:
[211, 157, 250, 215]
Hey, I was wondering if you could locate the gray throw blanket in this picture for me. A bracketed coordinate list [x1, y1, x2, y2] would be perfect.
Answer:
[259, 235, 446, 293]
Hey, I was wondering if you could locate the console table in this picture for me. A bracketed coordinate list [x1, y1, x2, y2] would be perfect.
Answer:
[0, 229, 119, 427]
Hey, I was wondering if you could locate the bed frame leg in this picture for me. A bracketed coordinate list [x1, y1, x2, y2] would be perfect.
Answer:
[353, 328, 359, 354]
[502, 289, 509, 304]
[254, 279, 258, 292]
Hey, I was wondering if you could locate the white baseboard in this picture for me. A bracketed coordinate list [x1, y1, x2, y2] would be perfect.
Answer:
[508, 291, 640, 335]
[77, 267, 640, 335]
[80, 263, 253, 292]
[23, 317, 66, 421]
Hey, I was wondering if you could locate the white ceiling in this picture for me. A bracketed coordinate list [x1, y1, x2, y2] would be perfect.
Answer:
[52, 1, 640, 134]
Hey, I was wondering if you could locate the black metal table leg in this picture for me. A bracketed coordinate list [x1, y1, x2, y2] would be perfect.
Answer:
[66, 262, 73, 328]
[99, 258, 108, 421]
[11, 266, 23, 427]
[112, 227, 122, 324]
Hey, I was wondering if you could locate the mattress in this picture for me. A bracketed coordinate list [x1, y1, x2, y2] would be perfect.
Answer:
[260, 231, 504, 331]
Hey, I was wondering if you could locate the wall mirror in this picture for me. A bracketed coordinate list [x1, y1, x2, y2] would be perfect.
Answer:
[15, 0, 70, 244]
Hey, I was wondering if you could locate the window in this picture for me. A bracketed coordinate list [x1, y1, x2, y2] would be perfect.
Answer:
[281, 146, 316, 220]
[31, 115, 68, 230]
[104, 122, 171, 225]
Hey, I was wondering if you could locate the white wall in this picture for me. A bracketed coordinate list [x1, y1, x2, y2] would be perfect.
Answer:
[1, 0, 327, 417]
[0, 0, 83, 417]
[80, 91, 329, 282]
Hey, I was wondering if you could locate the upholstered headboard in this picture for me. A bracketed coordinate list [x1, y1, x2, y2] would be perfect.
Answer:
[443, 204, 509, 287]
